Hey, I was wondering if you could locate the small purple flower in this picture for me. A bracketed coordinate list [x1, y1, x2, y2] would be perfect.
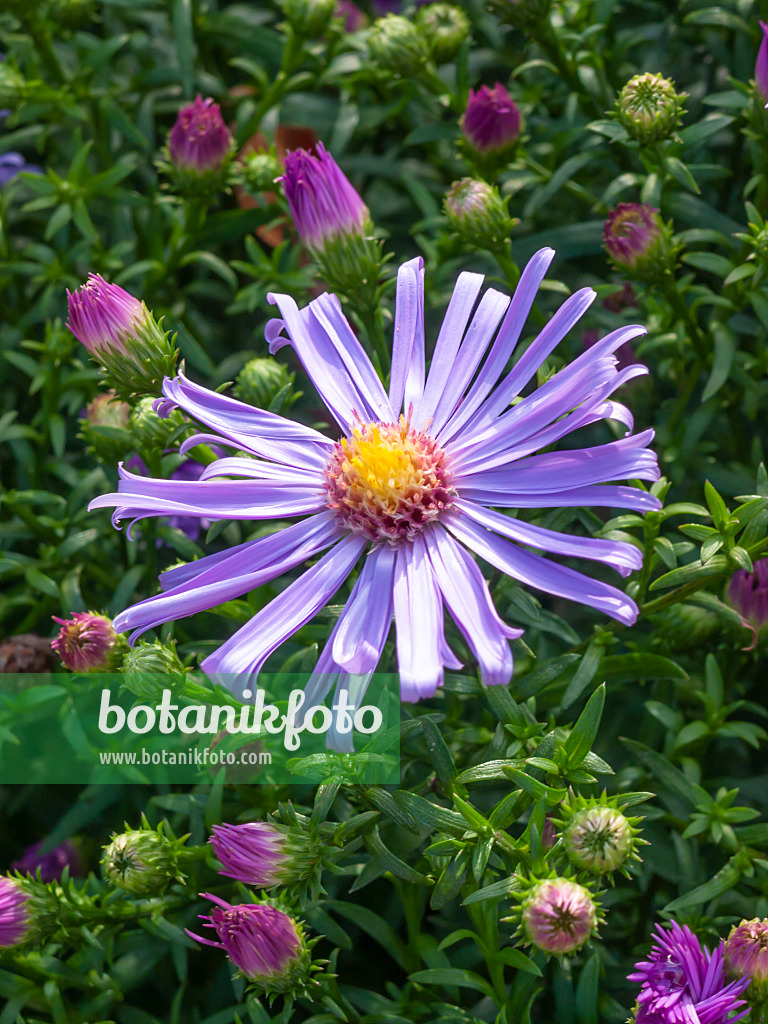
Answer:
[724, 918, 768, 1001]
[757, 23, 768, 102]
[603, 203, 663, 272]
[279, 142, 369, 251]
[461, 83, 522, 155]
[168, 95, 232, 174]
[727, 557, 768, 649]
[187, 895, 307, 989]
[0, 152, 42, 186]
[522, 878, 597, 955]
[90, 249, 658, 747]
[51, 612, 119, 672]
[0, 877, 31, 948]
[210, 823, 288, 887]
[67, 275, 147, 359]
[629, 921, 750, 1024]
[11, 840, 81, 883]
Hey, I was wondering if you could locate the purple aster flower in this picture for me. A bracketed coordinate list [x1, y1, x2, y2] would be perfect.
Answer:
[0, 877, 31, 948]
[522, 878, 597, 955]
[168, 95, 233, 174]
[187, 895, 309, 990]
[603, 203, 664, 273]
[11, 840, 81, 883]
[0, 152, 42, 186]
[629, 921, 750, 1024]
[757, 23, 768, 102]
[727, 557, 768, 650]
[89, 248, 658, 749]
[461, 83, 522, 155]
[210, 822, 289, 887]
[51, 611, 120, 672]
[279, 142, 369, 251]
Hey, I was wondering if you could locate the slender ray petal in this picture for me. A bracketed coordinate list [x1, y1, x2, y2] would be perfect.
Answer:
[445, 513, 639, 625]
[393, 536, 444, 701]
[389, 257, 426, 415]
[202, 535, 367, 693]
[332, 546, 396, 673]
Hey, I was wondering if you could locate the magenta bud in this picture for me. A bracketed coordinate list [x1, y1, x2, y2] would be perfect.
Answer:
[0, 877, 31, 948]
[725, 918, 768, 1002]
[51, 611, 121, 673]
[727, 558, 768, 648]
[279, 142, 369, 251]
[210, 823, 290, 888]
[168, 95, 233, 174]
[187, 895, 312, 994]
[461, 83, 522, 156]
[67, 275, 147, 359]
[603, 203, 665, 274]
[757, 23, 768, 103]
[522, 878, 597, 955]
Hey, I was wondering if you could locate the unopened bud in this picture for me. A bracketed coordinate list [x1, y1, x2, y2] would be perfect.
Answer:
[102, 825, 184, 895]
[444, 177, 517, 249]
[235, 357, 298, 411]
[416, 3, 470, 65]
[616, 72, 687, 143]
[367, 15, 430, 78]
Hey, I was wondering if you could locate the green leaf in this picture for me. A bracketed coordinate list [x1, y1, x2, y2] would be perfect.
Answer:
[364, 827, 431, 884]
[420, 716, 457, 792]
[701, 323, 736, 402]
[409, 968, 496, 1000]
[575, 952, 600, 1024]
[503, 767, 567, 805]
[561, 642, 603, 710]
[512, 654, 580, 701]
[648, 555, 728, 590]
[620, 738, 699, 807]
[494, 947, 542, 976]
[681, 252, 734, 277]
[663, 852, 749, 912]
[393, 792, 468, 835]
[562, 684, 605, 769]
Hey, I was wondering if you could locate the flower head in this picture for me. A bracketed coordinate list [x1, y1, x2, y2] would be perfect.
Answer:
[11, 840, 82, 883]
[187, 895, 312, 994]
[444, 177, 517, 248]
[367, 14, 431, 77]
[168, 95, 232, 174]
[616, 72, 687, 143]
[629, 922, 750, 1024]
[51, 612, 120, 672]
[756, 23, 768, 103]
[522, 878, 598, 955]
[66, 275, 179, 397]
[102, 825, 183, 895]
[0, 877, 31, 948]
[90, 249, 658, 749]
[416, 3, 470, 64]
[727, 557, 768, 649]
[603, 203, 665, 277]
[279, 0, 336, 37]
[724, 918, 768, 1003]
[279, 142, 368, 252]
[235, 357, 298, 412]
[461, 83, 522, 155]
[84, 391, 131, 429]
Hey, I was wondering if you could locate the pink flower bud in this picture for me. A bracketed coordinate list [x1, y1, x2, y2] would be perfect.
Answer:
[168, 96, 233, 174]
[0, 878, 31, 948]
[51, 611, 120, 672]
[461, 83, 522, 155]
[522, 878, 597, 955]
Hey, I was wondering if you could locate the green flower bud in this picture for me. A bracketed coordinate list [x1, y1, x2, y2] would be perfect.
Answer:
[616, 72, 687, 144]
[279, 0, 336, 37]
[121, 640, 187, 701]
[368, 15, 430, 78]
[129, 395, 187, 449]
[444, 178, 517, 250]
[240, 151, 282, 194]
[102, 823, 185, 895]
[416, 3, 470, 65]
[553, 792, 646, 880]
[235, 358, 298, 412]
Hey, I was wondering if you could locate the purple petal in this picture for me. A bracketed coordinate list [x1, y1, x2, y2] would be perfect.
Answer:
[455, 429, 659, 493]
[427, 288, 511, 436]
[202, 534, 367, 694]
[332, 545, 396, 672]
[454, 484, 662, 513]
[426, 527, 520, 687]
[456, 499, 642, 577]
[438, 247, 556, 444]
[327, 672, 375, 753]
[267, 290, 385, 431]
[113, 513, 342, 642]
[389, 257, 426, 416]
[199, 457, 320, 484]
[393, 535, 444, 701]
[445, 513, 639, 625]
[413, 270, 484, 427]
[162, 372, 332, 470]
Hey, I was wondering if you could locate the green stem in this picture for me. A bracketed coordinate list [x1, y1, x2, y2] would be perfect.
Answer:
[661, 277, 708, 361]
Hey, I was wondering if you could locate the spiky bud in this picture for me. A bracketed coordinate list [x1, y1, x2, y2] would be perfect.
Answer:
[210, 822, 325, 890]
[128, 395, 187, 449]
[279, 0, 336, 37]
[444, 177, 517, 250]
[187, 896, 316, 996]
[121, 640, 187, 700]
[616, 72, 687, 144]
[521, 877, 599, 955]
[725, 918, 768, 1004]
[235, 357, 298, 411]
[51, 612, 123, 673]
[84, 391, 130, 429]
[67, 275, 179, 398]
[461, 83, 522, 156]
[0, 877, 32, 948]
[416, 3, 470, 65]
[603, 203, 670, 281]
[554, 792, 645, 880]
[367, 15, 430, 78]
[102, 824, 185, 895]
